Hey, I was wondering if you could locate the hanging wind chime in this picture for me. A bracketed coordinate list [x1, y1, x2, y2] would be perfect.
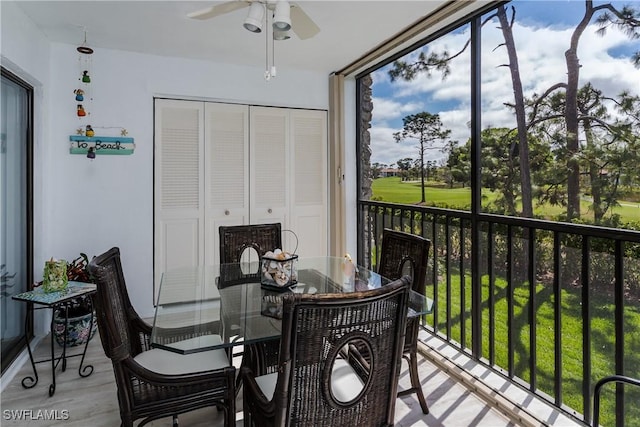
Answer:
[68, 28, 134, 159]
[75, 29, 93, 119]
[75, 28, 96, 158]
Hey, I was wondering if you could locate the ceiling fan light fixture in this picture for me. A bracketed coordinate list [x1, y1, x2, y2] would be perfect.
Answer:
[243, 2, 264, 33]
[273, 30, 290, 41]
[272, 0, 291, 31]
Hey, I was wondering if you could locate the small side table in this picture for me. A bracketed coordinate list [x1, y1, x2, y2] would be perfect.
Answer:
[12, 281, 97, 396]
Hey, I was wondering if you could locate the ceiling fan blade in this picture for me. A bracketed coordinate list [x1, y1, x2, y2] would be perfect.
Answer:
[290, 4, 320, 40]
[187, 1, 250, 20]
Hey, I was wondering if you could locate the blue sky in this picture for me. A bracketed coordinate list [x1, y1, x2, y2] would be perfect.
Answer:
[369, 0, 640, 167]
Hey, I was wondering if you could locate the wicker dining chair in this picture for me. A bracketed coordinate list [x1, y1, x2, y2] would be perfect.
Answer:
[88, 247, 236, 427]
[218, 223, 283, 379]
[219, 223, 282, 273]
[241, 276, 411, 427]
[378, 228, 431, 414]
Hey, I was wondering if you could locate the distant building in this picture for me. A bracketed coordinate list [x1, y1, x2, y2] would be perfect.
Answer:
[381, 168, 399, 177]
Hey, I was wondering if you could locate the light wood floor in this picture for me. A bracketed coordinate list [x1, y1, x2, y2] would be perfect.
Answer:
[1, 333, 514, 426]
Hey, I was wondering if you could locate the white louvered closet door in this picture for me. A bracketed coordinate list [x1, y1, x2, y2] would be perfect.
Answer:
[154, 99, 204, 302]
[205, 103, 249, 265]
[249, 107, 289, 242]
[290, 109, 328, 257]
[155, 100, 329, 297]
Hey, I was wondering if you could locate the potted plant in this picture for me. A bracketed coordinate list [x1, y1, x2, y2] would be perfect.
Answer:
[52, 253, 98, 347]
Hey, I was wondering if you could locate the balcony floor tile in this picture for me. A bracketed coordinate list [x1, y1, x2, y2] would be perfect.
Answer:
[1, 332, 520, 426]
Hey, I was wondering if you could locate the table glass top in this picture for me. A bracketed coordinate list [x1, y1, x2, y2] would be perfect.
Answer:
[151, 257, 431, 354]
[12, 281, 96, 306]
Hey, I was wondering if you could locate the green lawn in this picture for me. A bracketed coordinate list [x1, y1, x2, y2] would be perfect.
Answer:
[372, 176, 640, 424]
[372, 178, 472, 206]
[372, 177, 640, 223]
[425, 273, 640, 426]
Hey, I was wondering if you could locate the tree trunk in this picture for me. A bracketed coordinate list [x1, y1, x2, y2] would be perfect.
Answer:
[497, 5, 533, 218]
[420, 145, 426, 203]
[505, 157, 517, 215]
[565, 51, 582, 220]
[584, 122, 604, 222]
[564, 1, 594, 220]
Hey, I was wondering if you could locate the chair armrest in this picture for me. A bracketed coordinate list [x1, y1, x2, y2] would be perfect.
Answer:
[130, 314, 152, 334]
[244, 339, 281, 376]
[127, 314, 153, 352]
[240, 365, 276, 414]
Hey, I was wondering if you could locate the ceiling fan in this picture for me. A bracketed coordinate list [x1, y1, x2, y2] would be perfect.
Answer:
[187, 0, 320, 40]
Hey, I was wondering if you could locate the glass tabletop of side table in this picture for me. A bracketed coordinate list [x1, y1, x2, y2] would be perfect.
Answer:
[12, 281, 97, 306]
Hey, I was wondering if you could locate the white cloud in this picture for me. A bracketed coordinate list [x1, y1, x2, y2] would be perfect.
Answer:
[371, 97, 424, 124]
[440, 108, 471, 144]
[369, 14, 640, 165]
[369, 126, 405, 166]
[369, 125, 448, 166]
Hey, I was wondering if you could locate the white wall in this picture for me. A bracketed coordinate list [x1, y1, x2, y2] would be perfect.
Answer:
[47, 45, 329, 318]
[3, 1, 330, 321]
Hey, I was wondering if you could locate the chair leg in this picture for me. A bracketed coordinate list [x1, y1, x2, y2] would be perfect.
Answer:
[243, 408, 252, 427]
[398, 350, 429, 414]
[243, 387, 253, 427]
[225, 405, 235, 427]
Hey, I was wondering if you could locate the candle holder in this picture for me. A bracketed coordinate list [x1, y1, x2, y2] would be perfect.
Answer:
[42, 259, 68, 293]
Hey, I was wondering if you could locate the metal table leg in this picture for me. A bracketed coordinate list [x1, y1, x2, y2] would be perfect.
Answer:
[20, 303, 38, 390]
[15, 287, 96, 397]
[49, 306, 58, 396]
[77, 297, 94, 378]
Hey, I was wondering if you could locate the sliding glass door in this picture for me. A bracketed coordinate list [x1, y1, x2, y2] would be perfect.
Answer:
[1, 68, 33, 374]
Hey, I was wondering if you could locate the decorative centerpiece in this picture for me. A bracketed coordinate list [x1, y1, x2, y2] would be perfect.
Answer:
[261, 290, 285, 319]
[261, 249, 298, 289]
[42, 258, 68, 293]
[261, 285, 316, 319]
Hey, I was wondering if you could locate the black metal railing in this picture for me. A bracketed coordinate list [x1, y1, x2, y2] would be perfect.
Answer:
[358, 200, 640, 427]
[594, 375, 640, 427]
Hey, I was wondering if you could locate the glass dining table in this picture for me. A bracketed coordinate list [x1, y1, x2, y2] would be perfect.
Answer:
[150, 256, 433, 355]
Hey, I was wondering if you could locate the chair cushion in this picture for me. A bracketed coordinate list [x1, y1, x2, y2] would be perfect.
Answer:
[252, 359, 364, 403]
[168, 334, 224, 352]
[254, 372, 278, 400]
[135, 336, 229, 375]
[330, 358, 365, 402]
